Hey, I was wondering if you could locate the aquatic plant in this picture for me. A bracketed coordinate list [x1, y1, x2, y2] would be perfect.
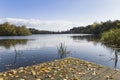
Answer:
[57, 43, 70, 59]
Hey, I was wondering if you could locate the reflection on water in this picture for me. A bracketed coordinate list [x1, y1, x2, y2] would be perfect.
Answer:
[0, 34, 120, 72]
[13, 45, 23, 65]
[70, 34, 100, 42]
[0, 39, 27, 70]
[108, 50, 119, 69]
[5, 49, 23, 70]
[70, 34, 120, 70]
[114, 50, 118, 69]
[0, 39, 28, 49]
[71, 34, 120, 52]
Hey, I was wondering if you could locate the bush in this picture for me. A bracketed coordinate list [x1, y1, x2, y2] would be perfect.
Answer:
[0, 22, 31, 36]
[101, 28, 120, 48]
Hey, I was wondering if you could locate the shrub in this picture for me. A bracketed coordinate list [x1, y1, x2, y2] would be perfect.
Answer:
[101, 28, 120, 48]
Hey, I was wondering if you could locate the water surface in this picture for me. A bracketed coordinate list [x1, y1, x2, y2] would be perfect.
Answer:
[0, 34, 119, 72]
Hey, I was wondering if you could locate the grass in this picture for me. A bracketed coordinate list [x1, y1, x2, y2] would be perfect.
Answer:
[57, 43, 70, 59]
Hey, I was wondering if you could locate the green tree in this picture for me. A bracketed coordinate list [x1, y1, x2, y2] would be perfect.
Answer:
[101, 29, 120, 48]
[16, 26, 31, 36]
[0, 22, 31, 36]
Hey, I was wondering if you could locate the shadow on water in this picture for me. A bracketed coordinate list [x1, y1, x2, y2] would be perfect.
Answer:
[0, 39, 28, 49]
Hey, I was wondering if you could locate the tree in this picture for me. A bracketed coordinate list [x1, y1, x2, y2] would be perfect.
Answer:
[16, 26, 31, 36]
[101, 29, 120, 48]
[0, 22, 31, 36]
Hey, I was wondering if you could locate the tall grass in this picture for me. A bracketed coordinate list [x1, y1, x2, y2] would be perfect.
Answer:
[57, 43, 70, 59]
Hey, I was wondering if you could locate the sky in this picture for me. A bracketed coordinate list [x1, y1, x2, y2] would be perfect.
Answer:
[0, 0, 120, 31]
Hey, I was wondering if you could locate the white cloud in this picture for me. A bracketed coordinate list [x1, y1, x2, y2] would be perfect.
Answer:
[0, 18, 80, 31]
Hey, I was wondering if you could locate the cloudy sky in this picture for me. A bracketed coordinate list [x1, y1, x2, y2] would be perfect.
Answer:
[0, 0, 120, 31]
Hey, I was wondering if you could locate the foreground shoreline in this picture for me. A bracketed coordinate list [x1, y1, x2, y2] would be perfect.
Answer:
[0, 57, 120, 80]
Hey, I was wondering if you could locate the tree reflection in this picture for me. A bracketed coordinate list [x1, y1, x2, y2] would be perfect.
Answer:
[70, 34, 100, 42]
[12, 44, 23, 65]
[70, 35, 120, 69]
[114, 50, 118, 69]
[71, 35, 120, 52]
[3, 40, 25, 70]
[0, 39, 28, 49]
[109, 50, 119, 70]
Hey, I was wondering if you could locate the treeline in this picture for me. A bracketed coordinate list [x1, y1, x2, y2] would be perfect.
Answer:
[0, 22, 31, 36]
[1, 20, 120, 36]
[29, 28, 54, 34]
[29, 28, 67, 34]
[68, 20, 120, 34]
[67, 20, 120, 49]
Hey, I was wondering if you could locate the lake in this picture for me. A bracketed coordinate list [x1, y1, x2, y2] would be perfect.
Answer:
[0, 34, 120, 72]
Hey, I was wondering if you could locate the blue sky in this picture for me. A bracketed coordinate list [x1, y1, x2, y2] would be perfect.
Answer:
[0, 0, 120, 31]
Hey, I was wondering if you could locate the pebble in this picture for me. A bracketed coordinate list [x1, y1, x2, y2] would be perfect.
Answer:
[0, 78, 4, 80]
[31, 70, 36, 75]
[0, 57, 118, 80]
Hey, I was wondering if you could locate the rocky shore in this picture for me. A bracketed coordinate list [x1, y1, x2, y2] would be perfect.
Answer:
[0, 57, 119, 80]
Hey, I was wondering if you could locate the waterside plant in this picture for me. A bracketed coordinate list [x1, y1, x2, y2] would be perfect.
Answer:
[57, 43, 70, 59]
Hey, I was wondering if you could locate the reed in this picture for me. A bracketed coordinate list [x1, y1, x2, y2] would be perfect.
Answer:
[57, 43, 70, 58]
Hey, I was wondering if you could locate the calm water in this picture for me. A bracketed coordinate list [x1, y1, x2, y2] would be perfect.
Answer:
[0, 34, 120, 72]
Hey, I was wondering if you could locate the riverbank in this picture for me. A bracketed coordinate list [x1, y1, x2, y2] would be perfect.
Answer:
[0, 57, 120, 80]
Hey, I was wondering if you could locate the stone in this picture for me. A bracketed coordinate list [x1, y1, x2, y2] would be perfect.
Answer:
[0, 78, 4, 80]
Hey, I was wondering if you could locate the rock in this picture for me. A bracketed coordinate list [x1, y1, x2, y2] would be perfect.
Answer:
[0, 73, 2, 76]
[73, 78, 79, 80]
[3, 74, 7, 77]
[31, 70, 36, 75]
[19, 69, 24, 73]
[19, 67, 24, 70]
[20, 79, 25, 80]
[51, 77, 54, 80]
[14, 75, 19, 78]
[10, 70, 17, 74]
[92, 71, 97, 76]
[0, 78, 4, 80]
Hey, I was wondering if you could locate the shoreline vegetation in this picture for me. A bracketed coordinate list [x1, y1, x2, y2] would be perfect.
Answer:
[0, 22, 31, 36]
[101, 28, 120, 50]
[30, 19, 120, 51]
[0, 20, 120, 35]
[0, 20, 120, 49]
